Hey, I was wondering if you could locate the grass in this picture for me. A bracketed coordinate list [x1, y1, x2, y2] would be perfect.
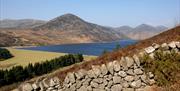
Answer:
[0, 48, 97, 69]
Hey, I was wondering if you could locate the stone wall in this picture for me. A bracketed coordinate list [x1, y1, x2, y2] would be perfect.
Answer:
[18, 41, 180, 91]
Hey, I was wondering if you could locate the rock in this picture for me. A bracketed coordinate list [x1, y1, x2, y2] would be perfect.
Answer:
[126, 69, 134, 75]
[148, 79, 156, 85]
[107, 62, 114, 75]
[21, 83, 33, 91]
[67, 72, 75, 83]
[144, 46, 155, 54]
[100, 64, 108, 76]
[76, 80, 82, 89]
[32, 83, 39, 90]
[77, 86, 87, 91]
[122, 81, 129, 88]
[118, 71, 127, 77]
[124, 76, 134, 82]
[113, 60, 121, 72]
[134, 69, 143, 75]
[93, 88, 106, 91]
[87, 86, 92, 91]
[39, 82, 45, 91]
[152, 43, 160, 49]
[92, 65, 101, 77]
[107, 80, 113, 88]
[87, 69, 96, 78]
[111, 84, 122, 91]
[136, 86, 152, 91]
[69, 84, 76, 91]
[119, 57, 128, 69]
[75, 69, 87, 80]
[90, 81, 99, 88]
[161, 43, 169, 50]
[122, 88, 134, 91]
[168, 41, 176, 48]
[148, 72, 154, 79]
[149, 53, 154, 59]
[125, 57, 134, 68]
[130, 80, 141, 88]
[113, 76, 122, 84]
[93, 78, 103, 84]
[49, 78, 56, 87]
[175, 41, 180, 48]
[133, 55, 140, 67]
[140, 74, 148, 83]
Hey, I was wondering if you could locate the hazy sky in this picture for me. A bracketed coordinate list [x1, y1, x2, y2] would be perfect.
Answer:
[0, 0, 180, 27]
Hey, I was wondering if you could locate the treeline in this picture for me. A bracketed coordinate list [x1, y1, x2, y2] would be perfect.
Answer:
[0, 54, 83, 87]
[0, 48, 13, 61]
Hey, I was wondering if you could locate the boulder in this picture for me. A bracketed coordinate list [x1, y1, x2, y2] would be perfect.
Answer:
[87, 69, 96, 78]
[113, 60, 121, 72]
[92, 65, 101, 77]
[133, 55, 140, 67]
[126, 69, 134, 75]
[144, 46, 155, 54]
[113, 76, 122, 84]
[49, 78, 56, 87]
[90, 81, 99, 88]
[32, 83, 39, 90]
[161, 43, 169, 50]
[168, 41, 176, 48]
[111, 84, 122, 91]
[175, 41, 180, 48]
[100, 64, 108, 76]
[119, 57, 128, 70]
[124, 76, 134, 82]
[122, 81, 129, 88]
[148, 72, 154, 79]
[118, 71, 127, 77]
[107, 62, 114, 75]
[134, 69, 143, 75]
[75, 69, 87, 80]
[67, 72, 76, 83]
[21, 83, 33, 91]
[152, 43, 160, 50]
[125, 57, 134, 68]
[77, 86, 87, 91]
[122, 88, 134, 91]
[130, 80, 141, 88]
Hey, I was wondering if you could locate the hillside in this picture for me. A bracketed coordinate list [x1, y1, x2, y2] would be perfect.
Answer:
[0, 19, 46, 29]
[50, 25, 180, 82]
[116, 24, 168, 40]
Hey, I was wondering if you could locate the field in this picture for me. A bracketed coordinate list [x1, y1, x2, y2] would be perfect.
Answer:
[0, 48, 97, 69]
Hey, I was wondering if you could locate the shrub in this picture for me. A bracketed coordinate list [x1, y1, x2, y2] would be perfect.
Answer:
[140, 49, 180, 86]
[0, 48, 13, 61]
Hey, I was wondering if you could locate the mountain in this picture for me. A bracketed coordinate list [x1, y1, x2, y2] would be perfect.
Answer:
[116, 24, 168, 40]
[0, 19, 46, 29]
[0, 14, 127, 46]
[33, 13, 127, 42]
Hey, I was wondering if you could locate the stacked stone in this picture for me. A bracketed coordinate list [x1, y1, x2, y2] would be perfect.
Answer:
[18, 41, 180, 91]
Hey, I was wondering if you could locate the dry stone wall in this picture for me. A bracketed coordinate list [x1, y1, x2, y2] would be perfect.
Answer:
[18, 41, 180, 91]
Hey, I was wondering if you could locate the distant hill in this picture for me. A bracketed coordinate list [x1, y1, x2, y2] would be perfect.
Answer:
[116, 24, 168, 40]
[0, 19, 46, 29]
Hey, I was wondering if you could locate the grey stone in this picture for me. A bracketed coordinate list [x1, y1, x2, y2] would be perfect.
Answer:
[152, 43, 160, 50]
[111, 84, 122, 91]
[118, 71, 127, 77]
[122, 81, 129, 88]
[42, 78, 49, 88]
[107, 62, 114, 75]
[133, 55, 140, 67]
[68, 72, 75, 83]
[126, 69, 134, 75]
[75, 69, 87, 80]
[125, 57, 134, 68]
[21, 83, 33, 91]
[93, 78, 103, 84]
[87, 86, 92, 91]
[149, 53, 154, 59]
[134, 69, 143, 75]
[148, 79, 156, 85]
[113, 76, 122, 84]
[124, 76, 134, 82]
[119, 57, 128, 70]
[140, 74, 148, 83]
[168, 41, 176, 48]
[175, 41, 180, 48]
[148, 72, 154, 79]
[69, 84, 76, 91]
[107, 80, 113, 88]
[92, 65, 101, 77]
[100, 64, 108, 76]
[87, 69, 96, 78]
[77, 86, 87, 91]
[64, 75, 70, 84]
[144, 46, 155, 54]
[76, 80, 82, 89]
[122, 88, 134, 91]
[161, 43, 169, 50]
[32, 83, 39, 90]
[39, 82, 45, 91]
[113, 60, 121, 72]
[49, 78, 56, 87]
[90, 81, 99, 88]
[130, 80, 141, 88]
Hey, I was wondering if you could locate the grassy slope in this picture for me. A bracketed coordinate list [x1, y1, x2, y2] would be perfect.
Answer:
[0, 48, 97, 69]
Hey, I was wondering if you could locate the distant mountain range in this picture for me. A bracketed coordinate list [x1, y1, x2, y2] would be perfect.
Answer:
[0, 13, 168, 46]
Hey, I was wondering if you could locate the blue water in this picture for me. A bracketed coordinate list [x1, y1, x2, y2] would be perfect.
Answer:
[20, 39, 137, 56]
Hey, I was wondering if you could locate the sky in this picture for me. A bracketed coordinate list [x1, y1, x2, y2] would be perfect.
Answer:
[0, 0, 180, 27]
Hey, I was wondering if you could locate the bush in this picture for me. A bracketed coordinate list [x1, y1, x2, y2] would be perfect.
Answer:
[0, 48, 13, 61]
[0, 54, 84, 87]
[140, 49, 180, 86]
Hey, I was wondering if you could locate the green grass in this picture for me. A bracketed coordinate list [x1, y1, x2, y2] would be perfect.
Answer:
[0, 48, 97, 69]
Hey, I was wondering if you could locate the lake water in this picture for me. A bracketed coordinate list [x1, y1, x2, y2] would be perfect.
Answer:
[21, 39, 137, 56]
